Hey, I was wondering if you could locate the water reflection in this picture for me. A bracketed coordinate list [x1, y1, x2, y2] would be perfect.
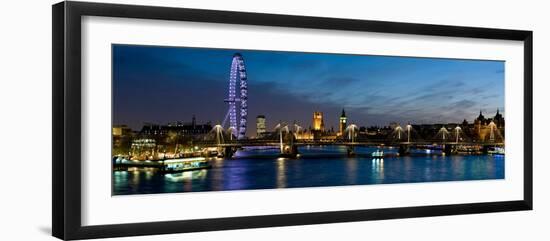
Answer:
[276, 158, 287, 188]
[345, 158, 358, 184]
[223, 160, 249, 190]
[451, 156, 464, 179]
[371, 158, 384, 183]
[113, 146, 505, 195]
[165, 170, 207, 182]
[403, 156, 412, 181]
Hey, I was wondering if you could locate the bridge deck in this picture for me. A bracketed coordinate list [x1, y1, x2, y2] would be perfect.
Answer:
[198, 140, 504, 147]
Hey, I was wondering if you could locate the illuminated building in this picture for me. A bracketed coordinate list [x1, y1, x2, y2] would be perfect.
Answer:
[338, 109, 347, 136]
[295, 130, 314, 140]
[130, 138, 157, 159]
[312, 111, 324, 131]
[474, 110, 486, 135]
[473, 109, 505, 141]
[131, 138, 156, 149]
[113, 125, 131, 137]
[112, 125, 133, 154]
[256, 115, 266, 138]
[493, 109, 505, 128]
[141, 117, 212, 136]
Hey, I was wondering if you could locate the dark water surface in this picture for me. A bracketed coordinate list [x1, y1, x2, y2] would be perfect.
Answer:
[113, 146, 504, 195]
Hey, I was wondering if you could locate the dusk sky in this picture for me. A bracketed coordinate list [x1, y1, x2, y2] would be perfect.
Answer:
[113, 44, 504, 135]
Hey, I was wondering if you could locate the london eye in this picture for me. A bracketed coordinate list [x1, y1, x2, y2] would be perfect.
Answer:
[223, 53, 248, 139]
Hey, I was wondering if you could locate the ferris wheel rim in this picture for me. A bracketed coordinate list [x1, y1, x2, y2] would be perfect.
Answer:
[224, 53, 248, 139]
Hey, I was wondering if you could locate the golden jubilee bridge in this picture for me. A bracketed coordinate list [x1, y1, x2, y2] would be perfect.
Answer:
[200, 123, 504, 158]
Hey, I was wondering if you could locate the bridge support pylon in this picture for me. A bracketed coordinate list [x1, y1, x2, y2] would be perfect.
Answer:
[347, 146, 356, 157]
[224, 147, 236, 158]
[279, 144, 299, 158]
[481, 145, 490, 155]
[398, 144, 410, 156]
[443, 144, 453, 156]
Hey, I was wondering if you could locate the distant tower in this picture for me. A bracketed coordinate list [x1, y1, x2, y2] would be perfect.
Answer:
[476, 110, 486, 123]
[474, 110, 486, 138]
[256, 115, 266, 138]
[312, 111, 324, 131]
[339, 109, 347, 135]
[493, 108, 505, 128]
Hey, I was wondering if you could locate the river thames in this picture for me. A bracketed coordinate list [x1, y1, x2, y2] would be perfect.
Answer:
[113, 146, 504, 195]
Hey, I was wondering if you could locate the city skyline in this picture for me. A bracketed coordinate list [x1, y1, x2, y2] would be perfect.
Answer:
[113, 44, 505, 135]
[117, 108, 503, 133]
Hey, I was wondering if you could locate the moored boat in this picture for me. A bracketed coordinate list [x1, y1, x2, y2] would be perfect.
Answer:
[371, 150, 384, 157]
[488, 147, 505, 156]
[160, 157, 212, 173]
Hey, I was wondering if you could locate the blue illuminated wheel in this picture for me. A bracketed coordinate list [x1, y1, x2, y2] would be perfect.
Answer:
[223, 53, 248, 139]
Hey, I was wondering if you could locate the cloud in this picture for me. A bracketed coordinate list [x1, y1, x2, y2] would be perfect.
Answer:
[482, 94, 500, 99]
[450, 99, 477, 109]
[322, 76, 361, 86]
[423, 79, 465, 91]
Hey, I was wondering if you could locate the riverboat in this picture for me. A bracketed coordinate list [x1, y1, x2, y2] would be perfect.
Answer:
[488, 147, 505, 156]
[371, 150, 384, 157]
[160, 157, 212, 173]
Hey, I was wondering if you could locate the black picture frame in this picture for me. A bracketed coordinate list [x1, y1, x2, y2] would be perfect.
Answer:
[52, 1, 533, 240]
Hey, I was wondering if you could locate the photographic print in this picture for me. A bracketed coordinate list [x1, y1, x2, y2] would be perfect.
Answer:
[111, 44, 505, 195]
[53, 3, 532, 239]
